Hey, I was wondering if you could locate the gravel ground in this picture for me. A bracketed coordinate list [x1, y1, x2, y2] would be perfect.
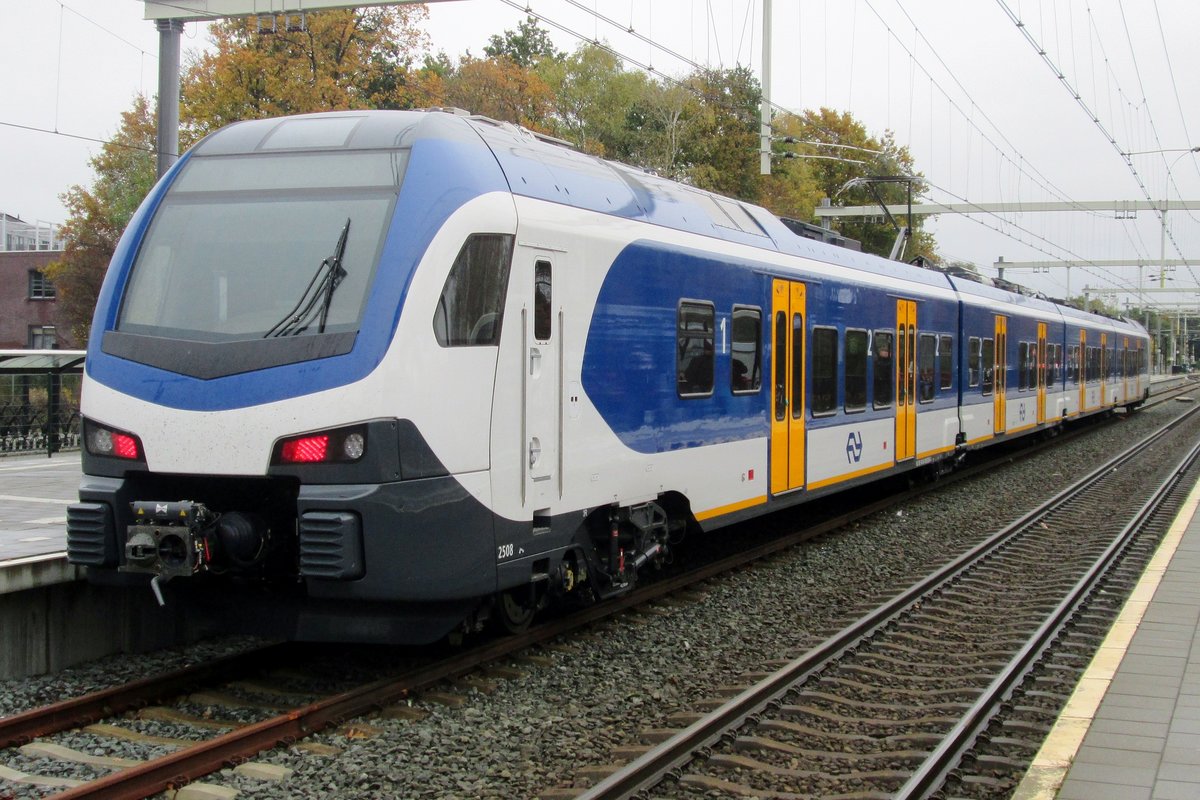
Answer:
[0, 399, 1192, 800]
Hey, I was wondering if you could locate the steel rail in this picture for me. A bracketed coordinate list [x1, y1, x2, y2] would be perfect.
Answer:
[0, 643, 294, 749]
[23, 395, 1195, 799]
[576, 403, 1200, 800]
[896, 431, 1200, 797]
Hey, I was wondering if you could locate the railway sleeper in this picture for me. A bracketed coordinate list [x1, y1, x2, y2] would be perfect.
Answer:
[709, 753, 911, 786]
[785, 693, 971, 713]
[857, 651, 1011, 672]
[779, 704, 962, 730]
[837, 663, 995, 686]
[677, 774, 811, 800]
[757, 719, 943, 748]
[819, 675, 983, 700]
[733, 735, 931, 766]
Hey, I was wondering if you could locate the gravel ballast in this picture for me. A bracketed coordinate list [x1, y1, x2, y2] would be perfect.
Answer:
[0, 401, 1192, 799]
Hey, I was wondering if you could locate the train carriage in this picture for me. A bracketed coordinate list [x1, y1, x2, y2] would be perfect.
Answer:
[67, 109, 1151, 643]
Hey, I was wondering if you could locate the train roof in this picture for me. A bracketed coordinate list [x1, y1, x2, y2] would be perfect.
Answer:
[188, 110, 1146, 338]
[191, 110, 951, 291]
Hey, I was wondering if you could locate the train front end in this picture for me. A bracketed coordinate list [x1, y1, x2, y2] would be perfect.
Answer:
[65, 111, 515, 642]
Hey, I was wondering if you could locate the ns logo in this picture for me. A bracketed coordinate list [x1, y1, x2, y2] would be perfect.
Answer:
[846, 431, 864, 464]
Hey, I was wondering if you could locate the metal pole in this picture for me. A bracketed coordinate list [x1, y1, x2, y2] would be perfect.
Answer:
[759, 0, 772, 175]
[156, 19, 184, 178]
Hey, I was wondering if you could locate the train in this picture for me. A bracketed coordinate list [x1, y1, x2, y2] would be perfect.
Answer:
[66, 109, 1151, 643]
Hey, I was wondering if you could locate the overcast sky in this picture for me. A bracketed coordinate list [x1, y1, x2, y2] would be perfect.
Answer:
[3, 0, 1198, 307]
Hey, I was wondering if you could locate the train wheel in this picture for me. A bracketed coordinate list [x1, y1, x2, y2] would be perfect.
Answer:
[493, 588, 536, 634]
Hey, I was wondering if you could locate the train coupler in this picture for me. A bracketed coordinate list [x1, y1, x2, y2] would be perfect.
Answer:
[121, 500, 270, 606]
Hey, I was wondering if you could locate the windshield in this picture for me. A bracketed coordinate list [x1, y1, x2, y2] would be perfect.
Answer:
[118, 150, 405, 342]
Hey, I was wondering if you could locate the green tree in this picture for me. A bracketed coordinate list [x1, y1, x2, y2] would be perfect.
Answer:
[45, 95, 158, 343]
[778, 108, 936, 260]
[484, 15, 565, 70]
[676, 66, 762, 202]
[540, 43, 651, 157]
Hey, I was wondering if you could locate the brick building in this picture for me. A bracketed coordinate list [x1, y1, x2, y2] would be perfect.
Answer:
[0, 213, 76, 350]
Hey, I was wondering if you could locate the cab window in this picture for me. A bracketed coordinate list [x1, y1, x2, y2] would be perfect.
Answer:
[433, 233, 514, 347]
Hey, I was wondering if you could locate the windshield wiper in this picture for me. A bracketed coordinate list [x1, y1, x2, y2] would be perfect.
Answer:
[264, 218, 351, 338]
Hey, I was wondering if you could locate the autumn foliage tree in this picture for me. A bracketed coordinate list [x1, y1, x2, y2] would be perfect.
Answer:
[181, 7, 436, 137]
[777, 107, 937, 260]
[45, 95, 158, 342]
[441, 56, 555, 128]
[51, 12, 942, 341]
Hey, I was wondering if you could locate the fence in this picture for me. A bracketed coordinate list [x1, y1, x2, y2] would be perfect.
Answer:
[0, 350, 85, 457]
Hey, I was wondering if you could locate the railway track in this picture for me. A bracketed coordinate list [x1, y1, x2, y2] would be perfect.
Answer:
[576, 402, 1200, 799]
[1, 385, 1195, 799]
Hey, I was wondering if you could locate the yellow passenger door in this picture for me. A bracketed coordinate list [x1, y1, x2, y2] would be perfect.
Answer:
[896, 299, 917, 461]
[770, 280, 806, 494]
[994, 315, 1007, 434]
[1036, 322, 1047, 425]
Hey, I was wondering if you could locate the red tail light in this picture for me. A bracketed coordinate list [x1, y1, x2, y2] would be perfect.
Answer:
[112, 432, 140, 459]
[272, 425, 366, 466]
[84, 420, 144, 461]
[280, 435, 329, 463]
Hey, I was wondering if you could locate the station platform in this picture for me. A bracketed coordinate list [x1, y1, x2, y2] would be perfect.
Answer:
[1014, 475, 1200, 800]
[0, 452, 82, 595]
[0, 451, 79, 560]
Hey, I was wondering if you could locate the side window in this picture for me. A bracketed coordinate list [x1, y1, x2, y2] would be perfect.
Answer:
[1027, 343, 1038, 388]
[811, 327, 837, 415]
[792, 315, 805, 419]
[731, 306, 762, 394]
[1017, 342, 1028, 390]
[677, 302, 714, 396]
[774, 312, 787, 421]
[432, 233, 514, 347]
[844, 329, 867, 412]
[968, 337, 981, 387]
[534, 260, 552, 341]
[917, 333, 936, 402]
[873, 330, 894, 408]
[811, 326, 840, 417]
[981, 337, 995, 395]
[939, 335, 953, 391]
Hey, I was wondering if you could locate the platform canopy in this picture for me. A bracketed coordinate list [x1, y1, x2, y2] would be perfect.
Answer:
[0, 350, 86, 375]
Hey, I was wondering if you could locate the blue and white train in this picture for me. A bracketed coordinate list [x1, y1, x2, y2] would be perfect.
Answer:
[66, 109, 1151, 642]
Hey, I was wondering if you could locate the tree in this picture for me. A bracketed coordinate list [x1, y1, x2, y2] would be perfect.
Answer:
[484, 15, 565, 70]
[45, 95, 158, 343]
[181, 7, 435, 137]
[777, 108, 937, 260]
[677, 66, 762, 202]
[540, 43, 651, 157]
[442, 56, 555, 127]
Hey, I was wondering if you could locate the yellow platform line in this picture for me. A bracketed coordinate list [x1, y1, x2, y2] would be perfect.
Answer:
[1009, 476, 1200, 800]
